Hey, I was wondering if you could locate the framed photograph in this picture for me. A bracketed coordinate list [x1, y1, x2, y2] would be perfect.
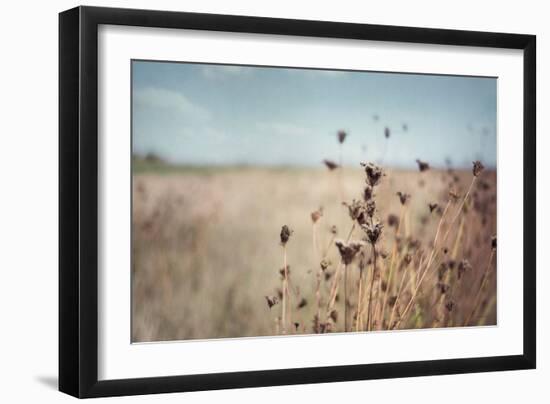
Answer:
[59, 6, 536, 398]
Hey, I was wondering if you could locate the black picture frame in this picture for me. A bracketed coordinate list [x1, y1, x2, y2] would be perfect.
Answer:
[59, 5, 536, 398]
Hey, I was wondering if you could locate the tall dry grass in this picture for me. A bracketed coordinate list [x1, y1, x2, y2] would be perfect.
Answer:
[132, 160, 496, 341]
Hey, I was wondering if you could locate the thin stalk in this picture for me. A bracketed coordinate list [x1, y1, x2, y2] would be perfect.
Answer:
[313, 222, 321, 332]
[442, 176, 477, 243]
[464, 249, 495, 326]
[356, 268, 364, 332]
[379, 204, 406, 328]
[344, 264, 349, 332]
[388, 253, 425, 329]
[393, 249, 448, 329]
[326, 223, 356, 316]
[366, 244, 377, 331]
[282, 245, 288, 334]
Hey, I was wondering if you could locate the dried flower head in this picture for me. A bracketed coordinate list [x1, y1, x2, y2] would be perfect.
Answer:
[320, 259, 330, 271]
[437, 282, 450, 294]
[330, 225, 338, 235]
[366, 200, 376, 218]
[491, 235, 497, 251]
[387, 213, 399, 228]
[397, 191, 410, 205]
[361, 162, 384, 187]
[335, 240, 363, 265]
[337, 130, 347, 144]
[445, 301, 455, 312]
[473, 160, 485, 177]
[323, 159, 339, 171]
[297, 298, 308, 310]
[329, 309, 339, 323]
[429, 203, 439, 213]
[416, 159, 430, 172]
[384, 127, 390, 139]
[311, 207, 323, 223]
[361, 221, 384, 245]
[363, 185, 374, 201]
[280, 225, 293, 245]
[344, 199, 368, 225]
[279, 265, 290, 279]
[265, 295, 279, 309]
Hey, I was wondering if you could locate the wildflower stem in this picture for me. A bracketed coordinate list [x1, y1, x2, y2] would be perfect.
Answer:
[464, 249, 495, 326]
[325, 223, 356, 320]
[313, 222, 321, 332]
[282, 244, 289, 334]
[366, 244, 377, 331]
[344, 264, 349, 332]
[356, 268, 364, 332]
[442, 177, 477, 243]
[379, 203, 406, 329]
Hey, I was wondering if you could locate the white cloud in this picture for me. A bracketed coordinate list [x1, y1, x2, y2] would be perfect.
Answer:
[134, 87, 211, 120]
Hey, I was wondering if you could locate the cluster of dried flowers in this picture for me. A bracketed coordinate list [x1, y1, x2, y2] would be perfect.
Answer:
[264, 128, 495, 335]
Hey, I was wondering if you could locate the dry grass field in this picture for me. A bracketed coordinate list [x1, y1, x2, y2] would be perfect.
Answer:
[131, 161, 496, 342]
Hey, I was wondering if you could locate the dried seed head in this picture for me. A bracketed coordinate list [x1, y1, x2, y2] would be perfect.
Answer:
[335, 240, 363, 265]
[265, 295, 279, 309]
[445, 301, 455, 312]
[330, 225, 338, 235]
[311, 207, 323, 223]
[437, 282, 450, 294]
[323, 159, 339, 171]
[320, 259, 330, 271]
[388, 296, 398, 307]
[279, 265, 290, 279]
[329, 309, 338, 323]
[387, 213, 399, 228]
[491, 235, 497, 251]
[361, 221, 384, 245]
[384, 127, 390, 139]
[397, 191, 410, 205]
[428, 203, 439, 213]
[416, 159, 430, 172]
[361, 162, 384, 187]
[344, 199, 368, 225]
[280, 225, 293, 245]
[366, 200, 376, 218]
[403, 254, 413, 266]
[297, 298, 308, 310]
[473, 160, 485, 177]
[337, 130, 347, 144]
[363, 185, 374, 201]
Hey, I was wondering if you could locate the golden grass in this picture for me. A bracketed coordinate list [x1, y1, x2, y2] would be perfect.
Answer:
[132, 166, 496, 342]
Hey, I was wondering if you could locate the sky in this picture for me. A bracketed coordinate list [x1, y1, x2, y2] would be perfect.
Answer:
[132, 60, 497, 169]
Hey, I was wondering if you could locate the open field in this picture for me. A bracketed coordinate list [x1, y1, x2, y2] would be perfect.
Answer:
[132, 164, 496, 342]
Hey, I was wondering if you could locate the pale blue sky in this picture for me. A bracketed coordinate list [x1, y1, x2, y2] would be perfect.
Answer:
[132, 60, 496, 169]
